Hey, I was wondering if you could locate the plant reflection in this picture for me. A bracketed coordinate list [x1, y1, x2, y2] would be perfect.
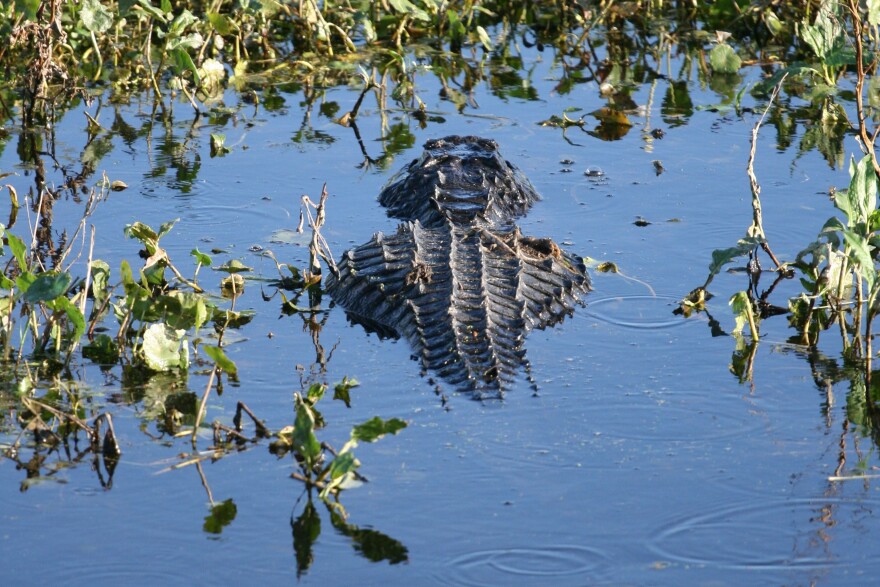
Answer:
[0, 391, 120, 491]
[291, 491, 408, 578]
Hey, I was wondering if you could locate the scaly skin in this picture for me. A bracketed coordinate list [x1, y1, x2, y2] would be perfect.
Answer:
[326, 136, 591, 398]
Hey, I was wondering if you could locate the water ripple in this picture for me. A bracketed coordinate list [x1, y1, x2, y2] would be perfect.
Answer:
[443, 544, 610, 586]
[34, 563, 192, 587]
[648, 497, 880, 571]
[584, 295, 687, 329]
[594, 390, 763, 441]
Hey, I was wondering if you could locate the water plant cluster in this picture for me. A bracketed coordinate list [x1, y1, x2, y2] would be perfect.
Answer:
[654, 1, 880, 471]
[682, 3, 880, 374]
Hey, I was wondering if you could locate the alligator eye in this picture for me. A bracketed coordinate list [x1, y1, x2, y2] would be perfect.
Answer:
[478, 138, 498, 151]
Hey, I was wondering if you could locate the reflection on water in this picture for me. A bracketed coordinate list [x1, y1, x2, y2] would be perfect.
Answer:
[291, 494, 408, 577]
[327, 136, 591, 397]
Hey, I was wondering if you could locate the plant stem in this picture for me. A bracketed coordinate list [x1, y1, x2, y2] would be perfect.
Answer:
[848, 0, 880, 176]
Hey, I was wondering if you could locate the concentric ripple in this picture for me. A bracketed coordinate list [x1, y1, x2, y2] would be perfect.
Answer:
[593, 390, 764, 441]
[34, 566, 192, 587]
[648, 497, 880, 571]
[584, 295, 688, 329]
[443, 544, 610, 586]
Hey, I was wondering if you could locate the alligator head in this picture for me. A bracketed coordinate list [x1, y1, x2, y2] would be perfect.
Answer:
[326, 136, 590, 398]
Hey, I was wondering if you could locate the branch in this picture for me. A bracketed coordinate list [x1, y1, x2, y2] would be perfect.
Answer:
[746, 74, 786, 269]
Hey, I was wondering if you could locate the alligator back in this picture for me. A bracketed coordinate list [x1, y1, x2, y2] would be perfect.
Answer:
[379, 135, 541, 228]
[326, 136, 590, 397]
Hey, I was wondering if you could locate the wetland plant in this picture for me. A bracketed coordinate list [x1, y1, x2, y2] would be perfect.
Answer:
[683, 1, 880, 387]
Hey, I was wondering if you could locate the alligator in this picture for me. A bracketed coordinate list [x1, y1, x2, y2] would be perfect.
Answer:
[326, 135, 590, 397]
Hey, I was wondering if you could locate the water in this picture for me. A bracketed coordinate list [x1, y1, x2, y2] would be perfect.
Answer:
[1, 30, 879, 587]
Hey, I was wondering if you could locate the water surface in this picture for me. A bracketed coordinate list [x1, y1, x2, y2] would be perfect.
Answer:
[1, 24, 878, 587]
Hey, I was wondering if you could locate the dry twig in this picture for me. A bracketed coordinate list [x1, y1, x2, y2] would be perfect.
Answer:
[746, 74, 787, 269]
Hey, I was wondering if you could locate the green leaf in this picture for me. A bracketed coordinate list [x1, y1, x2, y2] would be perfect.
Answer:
[708, 43, 741, 74]
[841, 228, 876, 291]
[170, 48, 201, 85]
[256, 0, 279, 16]
[124, 221, 160, 254]
[83, 334, 119, 364]
[14, 0, 40, 20]
[49, 296, 86, 343]
[119, 259, 150, 303]
[146, 291, 211, 331]
[447, 9, 465, 42]
[729, 291, 754, 337]
[801, 0, 855, 67]
[293, 402, 321, 469]
[836, 155, 878, 228]
[80, 0, 114, 34]
[203, 499, 237, 535]
[167, 9, 198, 36]
[119, 259, 134, 286]
[326, 451, 359, 482]
[191, 248, 212, 267]
[157, 218, 179, 239]
[387, 0, 430, 21]
[870, 0, 880, 27]
[475, 26, 493, 51]
[333, 377, 359, 407]
[707, 237, 764, 280]
[351, 417, 407, 443]
[22, 272, 71, 303]
[306, 382, 326, 403]
[206, 12, 232, 35]
[119, 0, 136, 15]
[214, 259, 252, 274]
[202, 345, 238, 376]
[6, 232, 27, 269]
[135, 0, 167, 20]
[15, 271, 36, 296]
[142, 323, 187, 371]
[763, 9, 783, 36]
[361, 18, 376, 43]
[169, 31, 203, 52]
[210, 133, 231, 157]
[90, 260, 111, 306]
[320, 451, 363, 498]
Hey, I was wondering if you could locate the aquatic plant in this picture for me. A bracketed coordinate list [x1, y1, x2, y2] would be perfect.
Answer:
[684, 1, 880, 387]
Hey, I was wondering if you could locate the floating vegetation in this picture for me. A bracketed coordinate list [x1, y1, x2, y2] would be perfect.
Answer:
[0, 170, 403, 523]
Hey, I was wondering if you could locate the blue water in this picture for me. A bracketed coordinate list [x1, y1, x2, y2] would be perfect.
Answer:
[1, 37, 879, 586]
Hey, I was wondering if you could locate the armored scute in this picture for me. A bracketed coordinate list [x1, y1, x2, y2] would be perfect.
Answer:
[326, 136, 590, 397]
